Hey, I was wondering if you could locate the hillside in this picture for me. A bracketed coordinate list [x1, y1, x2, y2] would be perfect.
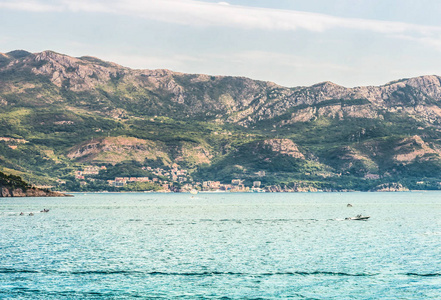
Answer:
[0, 171, 67, 197]
[1, 50, 441, 191]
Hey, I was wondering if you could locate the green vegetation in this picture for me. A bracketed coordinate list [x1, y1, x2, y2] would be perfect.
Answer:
[0, 171, 30, 190]
[2, 51, 441, 192]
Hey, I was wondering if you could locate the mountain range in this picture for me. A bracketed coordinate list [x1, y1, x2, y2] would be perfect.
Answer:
[2, 49, 441, 191]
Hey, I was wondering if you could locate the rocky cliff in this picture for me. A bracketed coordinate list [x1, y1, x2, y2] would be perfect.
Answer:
[0, 186, 67, 197]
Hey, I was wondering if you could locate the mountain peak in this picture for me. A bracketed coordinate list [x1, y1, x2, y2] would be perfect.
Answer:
[405, 75, 441, 86]
[78, 55, 120, 68]
[33, 50, 73, 61]
[25, 50, 126, 91]
[312, 81, 345, 89]
[6, 50, 31, 59]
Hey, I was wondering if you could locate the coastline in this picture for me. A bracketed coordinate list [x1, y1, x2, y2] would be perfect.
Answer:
[0, 187, 73, 197]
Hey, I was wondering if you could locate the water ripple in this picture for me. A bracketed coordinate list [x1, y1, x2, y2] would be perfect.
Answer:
[0, 268, 377, 277]
[405, 273, 441, 277]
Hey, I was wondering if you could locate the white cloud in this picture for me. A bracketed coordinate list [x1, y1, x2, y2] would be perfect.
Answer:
[0, 1, 62, 12]
[2, 0, 441, 42]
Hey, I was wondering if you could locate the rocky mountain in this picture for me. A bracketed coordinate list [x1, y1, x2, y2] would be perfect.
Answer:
[1, 50, 441, 191]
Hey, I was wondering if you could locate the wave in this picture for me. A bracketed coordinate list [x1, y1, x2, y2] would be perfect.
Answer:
[405, 272, 441, 277]
[214, 218, 320, 222]
[0, 289, 143, 299]
[70, 270, 143, 275]
[0, 269, 375, 277]
[9, 268, 438, 278]
[0, 268, 40, 274]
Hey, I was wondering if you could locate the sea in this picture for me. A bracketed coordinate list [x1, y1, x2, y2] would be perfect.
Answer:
[1, 192, 441, 299]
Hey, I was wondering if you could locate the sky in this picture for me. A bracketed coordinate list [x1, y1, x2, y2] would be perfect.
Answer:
[1, 0, 441, 87]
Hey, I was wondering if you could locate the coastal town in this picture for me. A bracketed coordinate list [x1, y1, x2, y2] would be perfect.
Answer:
[73, 164, 267, 193]
[68, 164, 406, 193]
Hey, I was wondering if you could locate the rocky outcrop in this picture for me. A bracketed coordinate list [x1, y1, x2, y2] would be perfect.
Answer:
[393, 135, 441, 163]
[0, 171, 70, 197]
[29, 51, 126, 91]
[262, 139, 304, 159]
[371, 183, 409, 192]
[0, 186, 69, 197]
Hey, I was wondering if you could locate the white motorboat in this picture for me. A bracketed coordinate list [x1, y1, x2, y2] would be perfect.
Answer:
[345, 214, 370, 221]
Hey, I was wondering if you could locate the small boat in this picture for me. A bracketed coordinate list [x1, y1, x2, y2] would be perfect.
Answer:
[347, 203, 353, 207]
[345, 214, 370, 221]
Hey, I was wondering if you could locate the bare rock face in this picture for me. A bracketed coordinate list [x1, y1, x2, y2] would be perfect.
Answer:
[27, 51, 126, 91]
[5, 50, 441, 127]
[247, 75, 441, 126]
[406, 75, 441, 99]
[1, 187, 11, 197]
[11, 188, 27, 197]
[0, 186, 69, 197]
[262, 139, 305, 159]
[393, 135, 441, 163]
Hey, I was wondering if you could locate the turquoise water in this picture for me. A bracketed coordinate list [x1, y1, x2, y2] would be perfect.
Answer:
[1, 192, 441, 299]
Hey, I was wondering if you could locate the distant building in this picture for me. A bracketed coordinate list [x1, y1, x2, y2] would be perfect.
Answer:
[203, 181, 212, 187]
[231, 179, 244, 185]
[114, 177, 128, 187]
[253, 181, 261, 188]
[83, 166, 100, 175]
[114, 181, 125, 187]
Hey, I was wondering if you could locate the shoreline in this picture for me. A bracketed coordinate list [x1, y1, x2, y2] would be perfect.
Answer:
[62, 189, 436, 194]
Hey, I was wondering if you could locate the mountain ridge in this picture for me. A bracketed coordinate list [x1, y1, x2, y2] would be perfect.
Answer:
[2, 50, 441, 191]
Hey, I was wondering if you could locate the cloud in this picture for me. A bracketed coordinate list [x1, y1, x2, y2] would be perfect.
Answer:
[2, 0, 441, 41]
[0, 1, 62, 12]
